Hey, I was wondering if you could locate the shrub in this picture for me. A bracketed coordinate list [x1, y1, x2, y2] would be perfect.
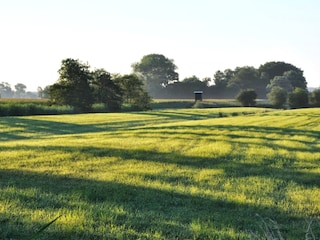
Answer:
[267, 87, 287, 109]
[132, 91, 152, 110]
[310, 89, 320, 107]
[288, 87, 309, 109]
[236, 89, 257, 107]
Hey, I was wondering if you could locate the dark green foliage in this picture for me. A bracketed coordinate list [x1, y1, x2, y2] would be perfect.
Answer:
[209, 69, 237, 98]
[236, 89, 257, 107]
[283, 70, 307, 90]
[114, 74, 152, 110]
[49, 82, 70, 106]
[267, 86, 288, 109]
[131, 91, 152, 110]
[288, 88, 309, 108]
[228, 66, 260, 91]
[50, 58, 94, 113]
[47, 59, 152, 113]
[310, 89, 320, 107]
[181, 75, 208, 90]
[259, 62, 307, 95]
[91, 69, 123, 112]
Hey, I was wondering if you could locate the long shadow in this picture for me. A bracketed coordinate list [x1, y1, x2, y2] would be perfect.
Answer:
[136, 110, 221, 121]
[133, 123, 320, 152]
[0, 116, 167, 141]
[0, 169, 312, 239]
[0, 112, 219, 142]
[1, 112, 320, 238]
[1, 144, 319, 189]
[138, 123, 320, 140]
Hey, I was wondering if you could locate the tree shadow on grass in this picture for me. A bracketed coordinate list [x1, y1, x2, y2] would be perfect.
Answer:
[0, 168, 312, 239]
[1, 112, 320, 238]
[1, 142, 319, 189]
[0, 112, 218, 142]
[0, 116, 165, 141]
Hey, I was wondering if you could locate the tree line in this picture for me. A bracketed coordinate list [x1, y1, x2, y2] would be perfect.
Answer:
[131, 54, 320, 108]
[2, 53, 320, 112]
[132, 55, 308, 99]
[0, 83, 37, 99]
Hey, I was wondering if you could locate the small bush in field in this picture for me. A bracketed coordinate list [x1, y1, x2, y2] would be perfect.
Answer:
[267, 86, 288, 109]
[236, 89, 257, 107]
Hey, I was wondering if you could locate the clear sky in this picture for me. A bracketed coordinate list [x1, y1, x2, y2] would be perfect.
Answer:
[1, 0, 319, 91]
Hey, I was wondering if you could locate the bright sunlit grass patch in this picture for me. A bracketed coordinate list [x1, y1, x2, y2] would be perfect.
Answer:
[0, 107, 320, 239]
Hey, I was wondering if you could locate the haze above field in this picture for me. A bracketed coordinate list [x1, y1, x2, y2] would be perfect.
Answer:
[1, 0, 319, 91]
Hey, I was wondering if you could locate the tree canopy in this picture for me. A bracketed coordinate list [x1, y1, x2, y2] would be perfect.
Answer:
[48, 58, 152, 112]
[132, 54, 179, 97]
[236, 89, 257, 107]
[267, 75, 294, 93]
[259, 61, 307, 90]
[91, 69, 123, 111]
[267, 86, 288, 109]
[50, 58, 94, 112]
[288, 88, 309, 109]
[114, 74, 151, 110]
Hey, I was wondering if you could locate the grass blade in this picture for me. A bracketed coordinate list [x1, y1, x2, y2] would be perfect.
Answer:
[28, 215, 61, 240]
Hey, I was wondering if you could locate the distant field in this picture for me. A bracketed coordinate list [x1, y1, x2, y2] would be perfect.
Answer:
[151, 99, 271, 109]
[0, 98, 48, 103]
[0, 108, 319, 239]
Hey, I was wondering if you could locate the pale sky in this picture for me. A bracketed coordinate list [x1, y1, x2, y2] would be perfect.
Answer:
[1, 0, 319, 91]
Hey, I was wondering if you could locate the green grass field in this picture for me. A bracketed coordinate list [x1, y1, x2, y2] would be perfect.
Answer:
[0, 108, 319, 239]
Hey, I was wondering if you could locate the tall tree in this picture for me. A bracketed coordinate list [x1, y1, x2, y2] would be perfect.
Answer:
[50, 58, 93, 112]
[209, 69, 236, 98]
[182, 75, 207, 90]
[288, 88, 309, 108]
[267, 75, 294, 93]
[228, 67, 263, 94]
[0, 82, 14, 98]
[91, 69, 123, 111]
[37, 86, 50, 99]
[132, 54, 179, 97]
[259, 61, 307, 90]
[283, 70, 307, 90]
[14, 83, 27, 98]
[267, 86, 288, 109]
[114, 74, 151, 110]
[213, 70, 228, 89]
[229, 67, 256, 89]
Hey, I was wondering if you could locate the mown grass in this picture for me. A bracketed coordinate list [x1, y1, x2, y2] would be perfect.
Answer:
[0, 108, 319, 239]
